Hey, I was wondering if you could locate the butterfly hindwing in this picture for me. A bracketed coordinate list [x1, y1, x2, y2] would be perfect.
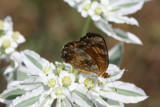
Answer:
[78, 33, 109, 75]
[71, 47, 99, 74]
[61, 33, 109, 77]
[62, 41, 99, 74]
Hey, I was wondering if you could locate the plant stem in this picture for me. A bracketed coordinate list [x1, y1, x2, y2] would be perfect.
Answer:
[81, 17, 91, 37]
[13, 69, 17, 80]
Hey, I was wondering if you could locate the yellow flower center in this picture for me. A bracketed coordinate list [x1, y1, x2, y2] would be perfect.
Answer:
[2, 39, 11, 48]
[83, 3, 91, 11]
[55, 63, 65, 75]
[55, 88, 63, 97]
[84, 78, 94, 89]
[12, 32, 20, 40]
[47, 78, 56, 88]
[94, 6, 102, 15]
[62, 76, 72, 87]
[43, 66, 51, 74]
[0, 20, 5, 29]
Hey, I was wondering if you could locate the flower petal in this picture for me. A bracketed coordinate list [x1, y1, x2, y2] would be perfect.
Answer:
[107, 15, 139, 26]
[0, 87, 26, 105]
[114, 28, 142, 45]
[21, 50, 50, 75]
[95, 19, 142, 44]
[8, 77, 43, 91]
[9, 86, 44, 107]
[109, 43, 123, 66]
[72, 85, 96, 107]
[106, 64, 125, 81]
[110, 0, 147, 15]
[37, 90, 54, 107]
[101, 81, 148, 103]
[100, 96, 124, 107]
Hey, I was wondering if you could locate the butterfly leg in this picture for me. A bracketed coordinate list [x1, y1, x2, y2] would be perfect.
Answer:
[86, 74, 99, 94]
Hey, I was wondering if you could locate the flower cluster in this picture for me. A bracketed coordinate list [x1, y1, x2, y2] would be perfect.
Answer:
[0, 0, 149, 106]
[0, 49, 148, 107]
[63, 0, 148, 44]
[0, 17, 26, 83]
[0, 17, 25, 56]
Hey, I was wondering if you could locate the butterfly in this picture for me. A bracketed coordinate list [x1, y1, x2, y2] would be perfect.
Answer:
[61, 33, 110, 78]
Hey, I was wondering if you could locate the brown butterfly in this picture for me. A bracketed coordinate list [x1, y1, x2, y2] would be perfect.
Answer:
[61, 33, 110, 78]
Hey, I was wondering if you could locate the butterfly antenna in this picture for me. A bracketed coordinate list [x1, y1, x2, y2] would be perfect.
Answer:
[109, 77, 117, 92]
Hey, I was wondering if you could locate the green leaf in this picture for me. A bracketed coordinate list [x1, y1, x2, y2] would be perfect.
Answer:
[0, 88, 26, 100]
[101, 96, 121, 106]
[109, 43, 123, 66]
[73, 90, 96, 107]
[14, 95, 40, 107]
[24, 53, 42, 70]
[109, 87, 143, 97]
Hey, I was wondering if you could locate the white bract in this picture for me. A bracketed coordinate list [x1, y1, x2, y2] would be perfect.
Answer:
[0, 50, 76, 107]
[0, 50, 148, 107]
[3, 51, 29, 83]
[63, 0, 148, 44]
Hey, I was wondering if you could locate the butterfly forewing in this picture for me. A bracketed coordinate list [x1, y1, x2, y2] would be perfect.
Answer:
[61, 33, 109, 77]
[78, 33, 109, 75]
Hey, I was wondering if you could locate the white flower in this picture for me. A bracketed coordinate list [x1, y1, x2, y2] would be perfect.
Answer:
[78, 0, 91, 17]
[72, 64, 148, 107]
[59, 70, 76, 91]
[1, 50, 76, 107]
[42, 72, 59, 88]
[10, 31, 25, 44]
[88, 1, 106, 21]
[0, 16, 13, 35]
[63, 0, 82, 8]
[0, 16, 25, 56]
[3, 51, 27, 82]
[64, 0, 148, 44]
[0, 35, 17, 54]
[0, 50, 148, 107]
[51, 87, 67, 99]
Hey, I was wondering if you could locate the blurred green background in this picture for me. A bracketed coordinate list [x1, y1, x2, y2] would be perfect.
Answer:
[0, 0, 160, 107]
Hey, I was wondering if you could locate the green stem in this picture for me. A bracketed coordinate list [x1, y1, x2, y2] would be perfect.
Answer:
[13, 69, 17, 80]
[81, 17, 91, 37]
